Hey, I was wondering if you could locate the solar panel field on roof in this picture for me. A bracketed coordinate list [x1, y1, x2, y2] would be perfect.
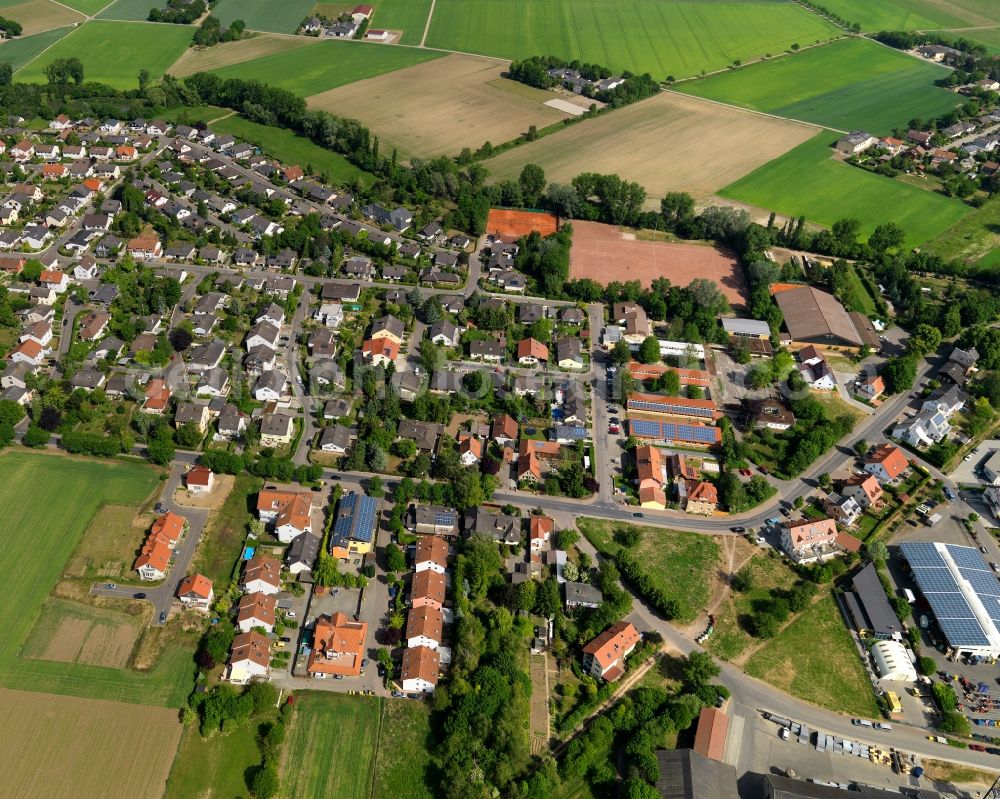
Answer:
[628, 419, 720, 443]
[628, 398, 715, 418]
[353, 496, 377, 543]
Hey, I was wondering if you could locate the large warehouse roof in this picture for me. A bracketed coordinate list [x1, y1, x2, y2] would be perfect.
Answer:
[899, 541, 1000, 654]
[773, 285, 874, 348]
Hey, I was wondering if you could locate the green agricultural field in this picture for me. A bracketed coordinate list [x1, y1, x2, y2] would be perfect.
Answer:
[578, 518, 720, 624]
[964, 27, 1000, 54]
[839, 263, 878, 315]
[212, 115, 374, 187]
[922, 195, 1000, 266]
[208, 39, 442, 96]
[814, 0, 1000, 31]
[424, 0, 840, 80]
[212, 0, 316, 33]
[719, 132, 970, 248]
[17, 21, 193, 89]
[372, 700, 436, 799]
[0, 26, 70, 71]
[56, 0, 109, 13]
[0, 451, 195, 707]
[97, 0, 166, 20]
[365, 0, 432, 45]
[745, 592, 880, 718]
[679, 37, 960, 135]
[281, 692, 382, 798]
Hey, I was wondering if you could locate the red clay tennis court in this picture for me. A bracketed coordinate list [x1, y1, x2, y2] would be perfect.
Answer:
[486, 208, 560, 239]
[570, 221, 748, 306]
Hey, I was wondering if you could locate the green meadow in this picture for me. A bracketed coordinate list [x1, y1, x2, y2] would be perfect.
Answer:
[719, 132, 970, 248]
[679, 37, 960, 135]
[425, 0, 840, 80]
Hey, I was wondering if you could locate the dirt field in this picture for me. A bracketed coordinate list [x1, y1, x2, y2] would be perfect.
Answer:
[306, 53, 574, 158]
[487, 208, 559, 239]
[27, 598, 142, 669]
[570, 220, 748, 305]
[528, 653, 550, 754]
[168, 33, 318, 77]
[172, 473, 235, 510]
[64, 503, 154, 580]
[2, 0, 83, 35]
[485, 91, 819, 201]
[0, 687, 181, 799]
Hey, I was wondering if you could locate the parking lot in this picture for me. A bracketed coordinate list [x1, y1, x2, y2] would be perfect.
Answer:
[951, 440, 1000, 487]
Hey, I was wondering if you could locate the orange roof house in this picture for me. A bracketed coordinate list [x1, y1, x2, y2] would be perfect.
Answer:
[42, 163, 67, 179]
[636, 445, 666, 508]
[185, 465, 213, 490]
[414, 535, 449, 571]
[177, 573, 213, 608]
[529, 515, 554, 549]
[256, 489, 313, 542]
[693, 706, 729, 762]
[843, 473, 883, 509]
[237, 591, 277, 632]
[401, 645, 440, 692]
[242, 554, 282, 594]
[283, 165, 304, 181]
[143, 378, 171, 412]
[411, 569, 446, 610]
[82, 178, 104, 193]
[864, 443, 909, 483]
[135, 537, 171, 579]
[686, 480, 718, 515]
[491, 413, 518, 442]
[361, 337, 399, 366]
[517, 337, 549, 363]
[307, 612, 368, 677]
[582, 621, 641, 682]
[406, 605, 443, 648]
[151, 511, 186, 545]
[458, 434, 482, 463]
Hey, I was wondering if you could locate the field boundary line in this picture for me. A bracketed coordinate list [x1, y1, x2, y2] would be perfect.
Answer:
[367, 697, 386, 799]
[10, 24, 77, 75]
[418, 0, 436, 47]
[45, 0, 86, 19]
[663, 88, 840, 134]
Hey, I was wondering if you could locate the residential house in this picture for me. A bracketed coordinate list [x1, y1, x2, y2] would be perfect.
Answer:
[529, 515, 554, 551]
[685, 481, 718, 515]
[177, 574, 213, 611]
[464, 507, 520, 546]
[491, 413, 518, 445]
[370, 314, 405, 345]
[317, 424, 352, 454]
[242, 554, 282, 595]
[469, 339, 504, 362]
[413, 535, 450, 573]
[236, 592, 277, 633]
[410, 506, 459, 539]
[857, 374, 885, 401]
[636, 444, 667, 509]
[411, 569, 446, 611]
[175, 402, 210, 434]
[556, 337, 584, 369]
[842, 474, 883, 510]
[864, 444, 909, 484]
[361, 337, 400, 367]
[78, 311, 111, 342]
[185, 465, 214, 495]
[893, 409, 951, 448]
[142, 378, 171, 413]
[259, 413, 294, 447]
[796, 345, 836, 390]
[286, 533, 321, 575]
[517, 337, 548, 366]
[329, 491, 377, 559]
[406, 606, 443, 649]
[307, 612, 368, 677]
[753, 399, 795, 431]
[253, 371, 286, 402]
[582, 621, 641, 682]
[822, 492, 862, 526]
[401, 646, 440, 694]
[835, 130, 878, 155]
[781, 518, 838, 562]
[428, 320, 461, 347]
[227, 631, 270, 684]
[565, 581, 604, 610]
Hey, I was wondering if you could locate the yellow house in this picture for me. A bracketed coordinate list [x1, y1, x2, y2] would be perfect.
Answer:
[260, 413, 294, 447]
[685, 480, 718, 515]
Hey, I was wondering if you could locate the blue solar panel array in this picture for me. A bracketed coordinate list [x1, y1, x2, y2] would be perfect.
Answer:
[900, 541, 1000, 648]
[628, 419, 719, 444]
[333, 492, 377, 546]
[628, 398, 715, 419]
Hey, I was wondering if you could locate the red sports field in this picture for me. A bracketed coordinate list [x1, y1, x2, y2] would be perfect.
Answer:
[487, 208, 559, 240]
[570, 221, 748, 306]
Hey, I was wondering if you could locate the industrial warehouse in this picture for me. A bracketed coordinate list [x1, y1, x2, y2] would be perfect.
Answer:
[899, 542, 1000, 660]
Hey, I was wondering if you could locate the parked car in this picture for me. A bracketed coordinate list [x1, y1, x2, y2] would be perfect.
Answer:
[158, 611, 167, 623]
[943, 486, 956, 501]
[133, 592, 145, 599]
[730, 526, 746, 533]
[758, 465, 769, 475]
[632, 512, 644, 518]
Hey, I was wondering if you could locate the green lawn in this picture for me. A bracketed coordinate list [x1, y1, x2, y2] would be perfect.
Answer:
[578, 518, 720, 625]
[366, 0, 433, 45]
[719, 132, 970, 249]
[0, 26, 72, 72]
[372, 699, 436, 799]
[212, 0, 316, 33]
[0, 451, 195, 706]
[191, 472, 262, 587]
[812, 0, 1000, 31]
[839, 263, 878, 316]
[208, 38, 442, 96]
[16, 20, 194, 89]
[281, 692, 382, 799]
[212, 115, 374, 187]
[922, 194, 1000, 267]
[425, 0, 840, 80]
[679, 38, 961, 135]
[165, 706, 277, 799]
[745, 592, 880, 718]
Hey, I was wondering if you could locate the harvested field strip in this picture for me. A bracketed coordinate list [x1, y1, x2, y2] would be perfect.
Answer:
[0, 0, 83, 35]
[483, 91, 818, 201]
[0, 687, 182, 799]
[168, 33, 319, 77]
[24, 599, 142, 669]
[306, 53, 573, 159]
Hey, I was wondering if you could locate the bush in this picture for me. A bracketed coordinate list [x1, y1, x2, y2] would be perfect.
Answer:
[932, 681, 957, 712]
[22, 425, 51, 448]
[731, 565, 754, 592]
[916, 656, 936, 676]
[614, 525, 641, 548]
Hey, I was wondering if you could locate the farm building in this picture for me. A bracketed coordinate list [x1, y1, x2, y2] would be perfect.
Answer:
[655, 749, 738, 799]
[842, 562, 903, 640]
[772, 285, 880, 351]
[870, 640, 917, 684]
[899, 542, 1000, 659]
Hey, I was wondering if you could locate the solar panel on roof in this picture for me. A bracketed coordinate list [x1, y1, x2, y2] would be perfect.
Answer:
[938, 617, 990, 646]
[947, 545, 990, 570]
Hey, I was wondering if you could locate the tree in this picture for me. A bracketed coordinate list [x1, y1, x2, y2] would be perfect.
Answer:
[384, 542, 406, 572]
[853, 439, 868, 457]
[611, 339, 631, 367]
[867, 222, 904, 252]
[367, 475, 383, 498]
[0, 399, 24, 426]
[638, 335, 660, 364]
[176, 422, 203, 448]
[908, 323, 942, 356]
[147, 435, 175, 465]
[817, 472, 831, 491]
[867, 541, 889, 563]
[247, 763, 278, 799]
[0, 62, 11, 87]
[658, 369, 681, 396]
[169, 327, 193, 351]
[680, 651, 720, 688]
[23, 425, 50, 447]
[518, 163, 546, 204]
[916, 655, 937, 676]
[880, 355, 917, 394]
[732, 565, 753, 592]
